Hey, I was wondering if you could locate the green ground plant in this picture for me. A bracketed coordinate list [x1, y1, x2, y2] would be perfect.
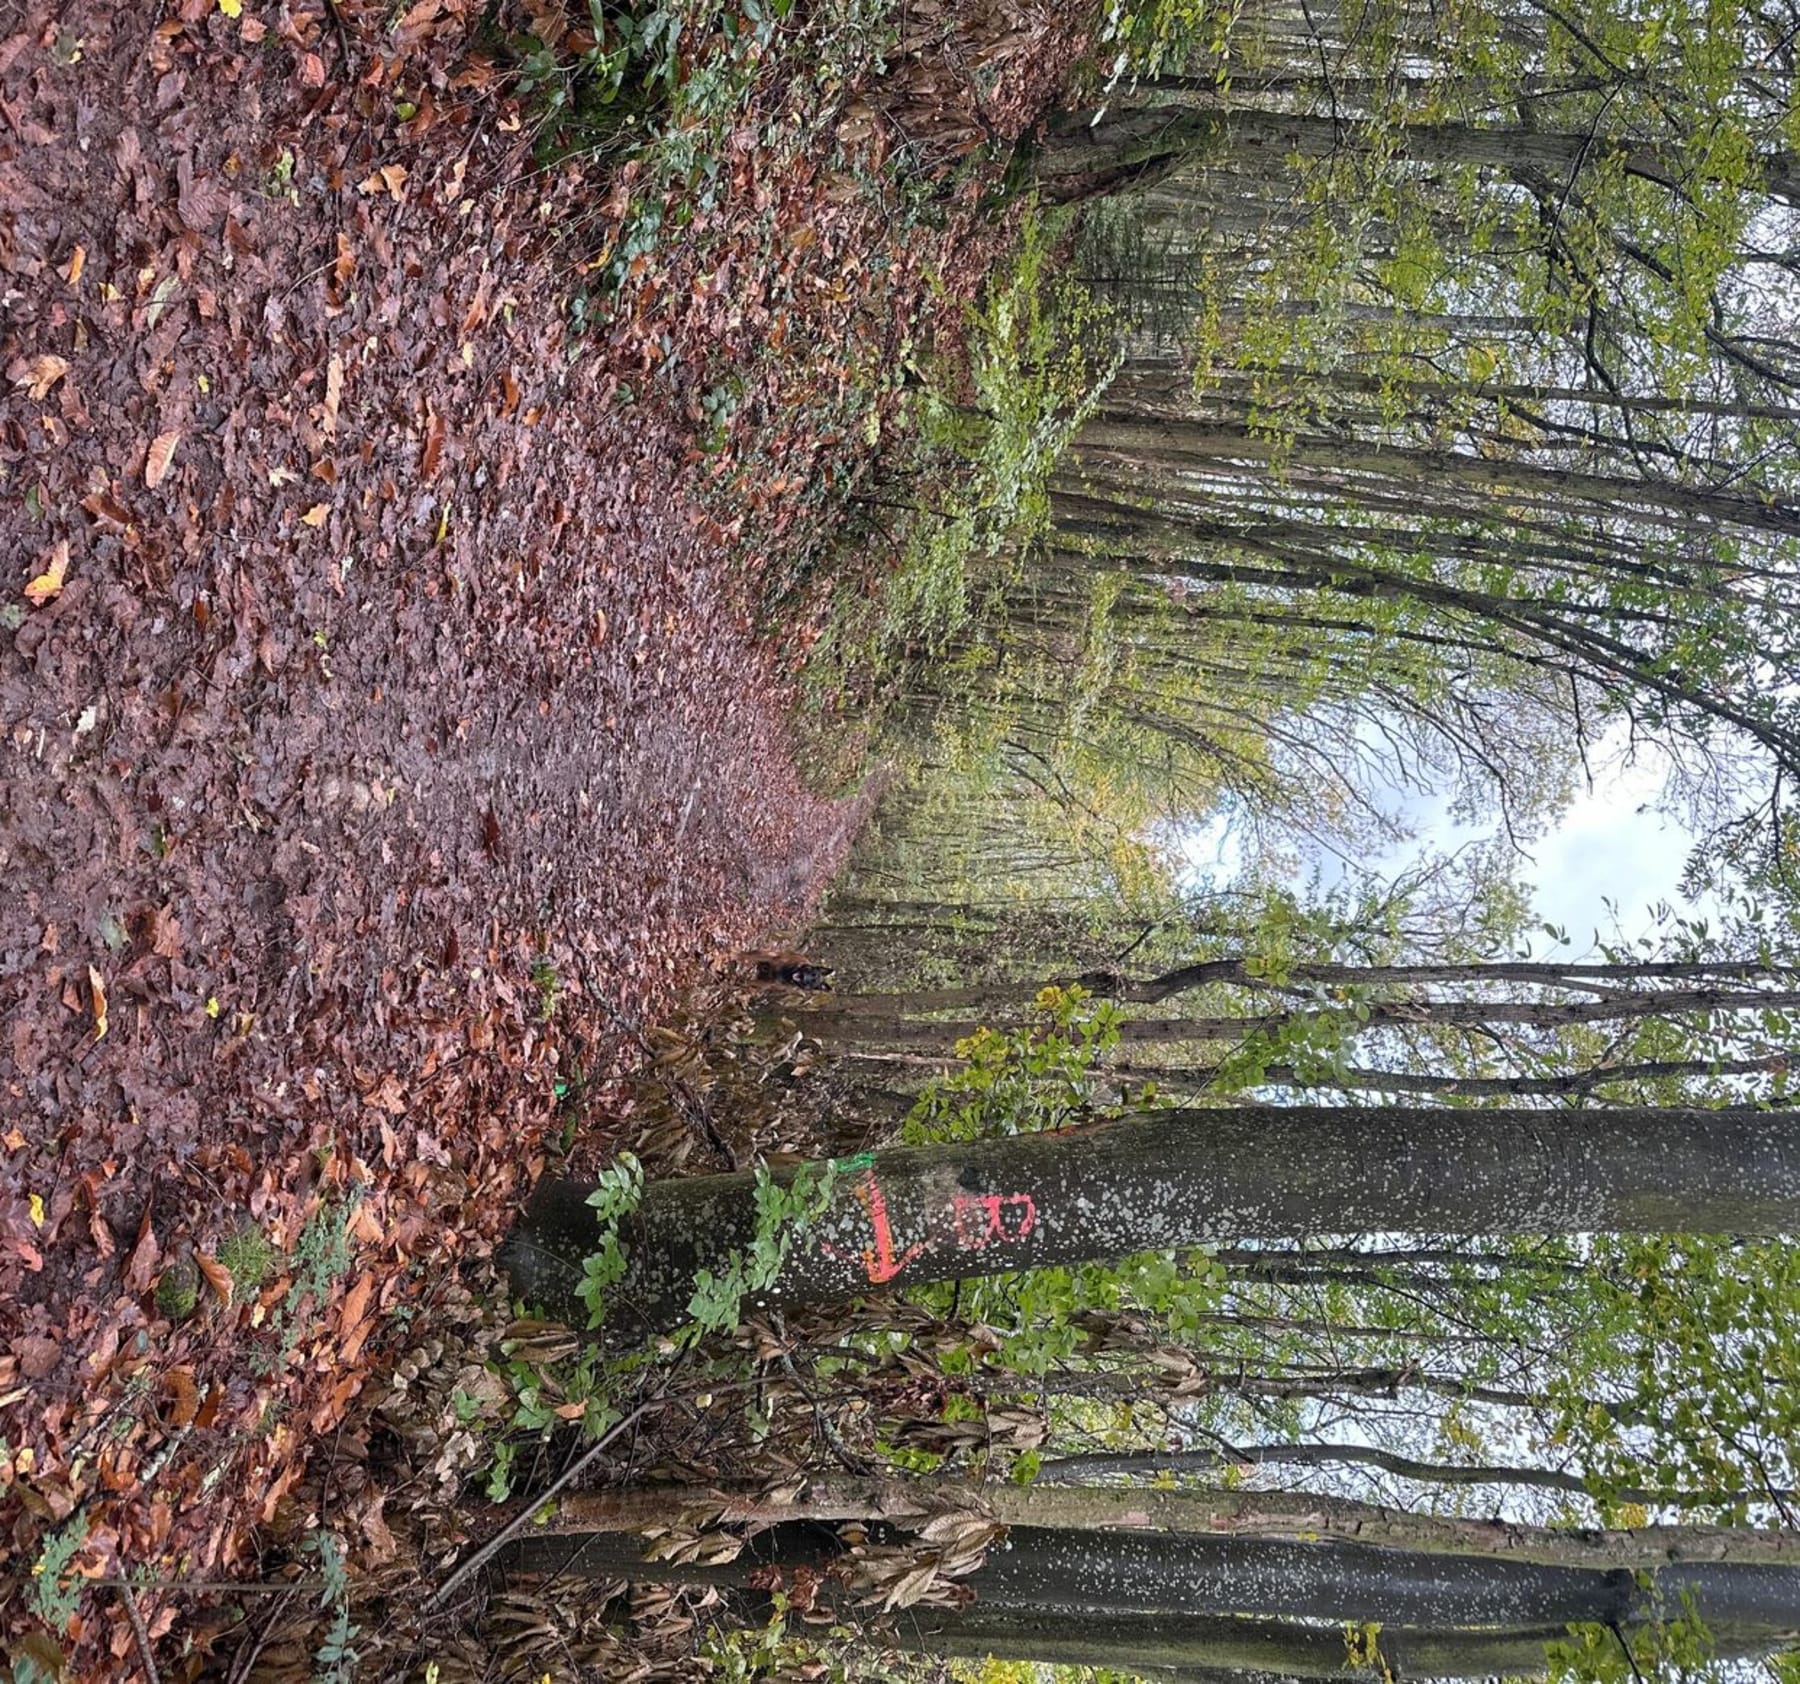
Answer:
[27, 1516, 87, 1632]
[805, 207, 1119, 721]
[216, 1221, 275, 1296]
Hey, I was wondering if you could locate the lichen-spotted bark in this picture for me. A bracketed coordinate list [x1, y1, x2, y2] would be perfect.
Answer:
[907, 1606, 1791, 1680]
[502, 1105, 1800, 1332]
[501, 1523, 1800, 1664]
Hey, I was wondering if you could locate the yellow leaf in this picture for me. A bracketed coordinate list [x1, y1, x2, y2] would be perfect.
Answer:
[28, 1194, 45, 1228]
[88, 964, 108, 1039]
[206, 996, 222, 1018]
[219, 0, 242, 13]
[300, 503, 329, 527]
[23, 540, 69, 607]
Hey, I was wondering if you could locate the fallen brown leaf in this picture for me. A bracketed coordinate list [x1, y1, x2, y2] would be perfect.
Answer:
[123, 1207, 160, 1295]
[8, 353, 70, 401]
[300, 502, 329, 527]
[358, 162, 408, 200]
[87, 964, 108, 1039]
[144, 430, 181, 490]
[13, 1334, 60, 1380]
[195, 1250, 234, 1304]
[421, 410, 445, 479]
[24, 540, 70, 606]
[161, 1368, 201, 1428]
[322, 354, 343, 435]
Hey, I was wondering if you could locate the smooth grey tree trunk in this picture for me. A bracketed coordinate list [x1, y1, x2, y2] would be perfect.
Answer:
[500, 1525, 1800, 1664]
[904, 1605, 1789, 1679]
[502, 1105, 1800, 1332]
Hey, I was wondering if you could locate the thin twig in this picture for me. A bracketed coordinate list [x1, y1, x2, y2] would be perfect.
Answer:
[118, 1585, 161, 1684]
[93, 1577, 320, 1595]
[427, 1396, 665, 1612]
[429, 1369, 777, 1612]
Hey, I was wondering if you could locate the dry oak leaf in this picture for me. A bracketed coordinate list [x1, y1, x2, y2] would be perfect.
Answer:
[160, 1367, 201, 1428]
[8, 353, 69, 400]
[13, 1333, 60, 1380]
[195, 1250, 234, 1304]
[358, 162, 408, 200]
[300, 502, 330, 527]
[123, 1206, 160, 1295]
[87, 964, 108, 1039]
[24, 540, 69, 606]
[144, 429, 181, 490]
[321, 354, 343, 436]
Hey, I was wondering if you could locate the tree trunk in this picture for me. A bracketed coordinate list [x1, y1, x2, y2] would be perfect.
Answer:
[544, 1476, 1800, 1569]
[904, 1605, 1787, 1679]
[1030, 1443, 1793, 1510]
[502, 1518, 1800, 1644]
[502, 1105, 1800, 1331]
[1032, 104, 1800, 209]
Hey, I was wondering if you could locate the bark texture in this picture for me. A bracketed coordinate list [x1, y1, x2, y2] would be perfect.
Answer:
[503, 1105, 1800, 1330]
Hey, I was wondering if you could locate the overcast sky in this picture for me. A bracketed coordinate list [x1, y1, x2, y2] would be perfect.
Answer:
[1182, 723, 1705, 950]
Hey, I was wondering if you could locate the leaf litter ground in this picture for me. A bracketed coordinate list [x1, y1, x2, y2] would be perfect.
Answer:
[0, 0, 1087, 1672]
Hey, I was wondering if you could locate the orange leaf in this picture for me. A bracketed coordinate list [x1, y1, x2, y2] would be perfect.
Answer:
[64, 245, 85, 287]
[195, 1250, 234, 1305]
[144, 430, 181, 490]
[338, 1268, 374, 1337]
[358, 162, 408, 199]
[322, 354, 343, 436]
[160, 1368, 201, 1428]
[24, 540, 69, 606]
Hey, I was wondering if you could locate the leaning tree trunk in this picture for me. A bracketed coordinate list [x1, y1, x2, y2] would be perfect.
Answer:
[499, 1523, 1800, 1662]
[902, 1605, 1791, 1680]
[541, 1475, 1800, 1570]
[502, 1105, 1800, 1333]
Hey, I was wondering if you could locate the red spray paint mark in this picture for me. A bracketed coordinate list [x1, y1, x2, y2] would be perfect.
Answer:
[822, 1174, 1042, 1285]
[952, 1192, 1038, 1250]
[821, 1169, 931, 1285]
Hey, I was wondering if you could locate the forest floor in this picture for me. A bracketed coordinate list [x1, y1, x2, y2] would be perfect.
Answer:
[0, 0, 1085, 1674]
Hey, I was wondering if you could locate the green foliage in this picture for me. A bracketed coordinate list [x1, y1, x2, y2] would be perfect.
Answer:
[698, 1595, 851, 1682]
[1548, 1613, 1719, 1684]
[530, 959, 561, 1019]
[904, 984, 1128, 1144]
[882, 208, 1118, 658]
[1096, 0, 1244, 83]
[304, 1530, 361, 1684]
[685, 1158, 840, 1334]
[1545, 1235, 1800, 1518]
[153, 1256, 200, 1321]
[577, 1150, 645, 1330]
[541, 0, 898, 304]
[29, 1514, 87, 1631]
[898, 990, 1227, 1375]
[6, 1654, 61, 1684]
[508, 0, 756, 161]
[283, 1194, 357, 1342]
